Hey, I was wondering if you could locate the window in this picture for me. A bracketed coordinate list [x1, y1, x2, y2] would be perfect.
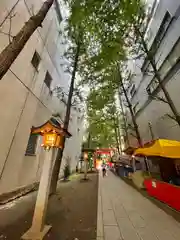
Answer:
[146, 78, 159, 95]
[159, 60, 171, 79]
[25, 134, 38, 156]
[157, 38, 180, 79]
[168, 38, 180, 66]
[146, 38, 180, 96]
[31, 51, 41, 70]
[153, 11, 171, 51]
[142, 12, 172, 73]
[44, 71, 52, 89]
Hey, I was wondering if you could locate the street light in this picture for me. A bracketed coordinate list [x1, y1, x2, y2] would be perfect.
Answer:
[22, 118, 71, 240]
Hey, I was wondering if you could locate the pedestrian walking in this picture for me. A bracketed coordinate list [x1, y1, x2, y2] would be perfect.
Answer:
[102, 166, 106, 177]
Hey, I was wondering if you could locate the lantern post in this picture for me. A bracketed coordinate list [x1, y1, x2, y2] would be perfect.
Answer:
[83, 152, 88, 180]
[22, 119, 71, 239]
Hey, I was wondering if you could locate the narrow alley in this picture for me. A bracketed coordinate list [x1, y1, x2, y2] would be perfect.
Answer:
[97, 171, 180, 240]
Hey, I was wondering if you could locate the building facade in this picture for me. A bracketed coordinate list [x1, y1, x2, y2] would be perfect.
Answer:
[126, 0, 180, 147]
[0, 0, 84, 196]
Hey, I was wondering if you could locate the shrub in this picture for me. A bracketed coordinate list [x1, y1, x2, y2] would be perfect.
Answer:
[64, 164, 71, 180]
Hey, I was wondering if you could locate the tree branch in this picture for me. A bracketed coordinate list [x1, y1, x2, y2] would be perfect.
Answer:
[130, 132, 138, 139]
[0, 31, 14, 38]
[164, 113, 177, 122]
[149, 94, 169, 104]
[128, 123, 135, 131]
[0, 0, 20, 28]
[8, 12, 15, 43]
[0, 0, 54, 80]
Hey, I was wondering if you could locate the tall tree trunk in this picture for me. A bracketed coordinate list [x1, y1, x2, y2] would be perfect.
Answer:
[0, 0, 54, 80]
[117, 123, 123, 153]
[112, 117, 120, 154]
[136, 27, 180, 127]
[114, 127, 120, 155]
[50, 40, 81, 194]
[87, 133, 93, 171]
[118, 68, 142, 147]
[118, 92, 130, 146]
[87, 132, 91, 148]
[113, 111, 122, 153]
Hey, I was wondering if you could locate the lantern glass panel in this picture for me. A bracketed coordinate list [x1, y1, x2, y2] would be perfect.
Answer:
[43, 133, 57, 147]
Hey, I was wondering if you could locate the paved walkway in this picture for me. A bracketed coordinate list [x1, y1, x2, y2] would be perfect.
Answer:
[97, 171, 180, 240]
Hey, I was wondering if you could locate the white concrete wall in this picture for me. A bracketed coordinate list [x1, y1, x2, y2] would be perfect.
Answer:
[126, 0, 180, 145]
[0, 0, 84, 195]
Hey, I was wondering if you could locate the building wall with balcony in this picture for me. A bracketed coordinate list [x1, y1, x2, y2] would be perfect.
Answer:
[0, 0, 84, 195]
[126, 0, 180, 146]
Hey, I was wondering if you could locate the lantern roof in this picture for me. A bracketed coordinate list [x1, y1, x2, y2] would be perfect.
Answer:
[31, 117, 71, 138]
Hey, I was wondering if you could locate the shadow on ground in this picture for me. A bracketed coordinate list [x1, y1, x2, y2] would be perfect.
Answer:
[0, 173, 98, 240]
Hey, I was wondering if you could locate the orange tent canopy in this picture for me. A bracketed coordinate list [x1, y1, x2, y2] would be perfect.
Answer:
[134, 139, 180, 159]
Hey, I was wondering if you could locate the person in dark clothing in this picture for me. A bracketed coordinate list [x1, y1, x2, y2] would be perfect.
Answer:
[102, 166, 106, 177]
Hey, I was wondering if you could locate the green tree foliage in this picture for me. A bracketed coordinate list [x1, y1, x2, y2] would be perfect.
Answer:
[85, 85, 122, 149]
[66, 0, 143, 63]
[65, 0, 145, 149]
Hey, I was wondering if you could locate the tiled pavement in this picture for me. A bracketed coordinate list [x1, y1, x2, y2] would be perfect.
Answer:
[97, 171, 180, 240]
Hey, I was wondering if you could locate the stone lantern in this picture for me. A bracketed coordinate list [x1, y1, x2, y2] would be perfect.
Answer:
[22, 118, 71, 240]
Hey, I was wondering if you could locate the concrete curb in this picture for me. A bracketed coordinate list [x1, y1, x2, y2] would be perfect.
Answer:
[0, 182, 39, 205]
[96, 172, 104, 240]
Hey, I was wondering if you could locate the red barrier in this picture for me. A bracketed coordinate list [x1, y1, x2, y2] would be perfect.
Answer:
[144, 179, 180, 211]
